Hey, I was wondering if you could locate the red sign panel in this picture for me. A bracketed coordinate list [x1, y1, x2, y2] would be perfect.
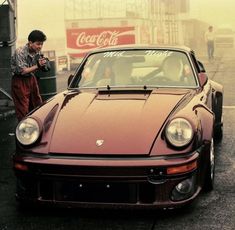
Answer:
[66, 27, 136, 58]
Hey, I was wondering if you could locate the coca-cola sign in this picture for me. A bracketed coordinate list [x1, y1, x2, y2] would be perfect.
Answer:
[66, 27, 135, 58]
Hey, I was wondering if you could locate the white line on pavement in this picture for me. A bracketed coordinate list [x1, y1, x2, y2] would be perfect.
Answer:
[223, 106, 235, 109]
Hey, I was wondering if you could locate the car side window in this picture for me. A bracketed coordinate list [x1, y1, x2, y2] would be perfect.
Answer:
[197, 61, 206, 73]
[190, 53, 204, 74]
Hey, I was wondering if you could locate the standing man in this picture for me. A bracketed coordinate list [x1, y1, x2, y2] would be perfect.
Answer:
[205, 26, 215, 61]
[11, 30, 47, 121]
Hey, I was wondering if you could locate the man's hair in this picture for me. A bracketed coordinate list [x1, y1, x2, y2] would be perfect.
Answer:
[28, 30, 47, 42]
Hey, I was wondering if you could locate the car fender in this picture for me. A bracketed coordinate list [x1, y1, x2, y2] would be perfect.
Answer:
[194, 104, 214, 142]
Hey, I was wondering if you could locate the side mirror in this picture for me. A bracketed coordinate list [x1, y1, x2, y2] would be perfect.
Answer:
[67, 74, 74, 87]
[198, 72, 208, 87]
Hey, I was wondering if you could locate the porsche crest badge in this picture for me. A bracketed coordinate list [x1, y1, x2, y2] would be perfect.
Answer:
[96, 139, 104, 146]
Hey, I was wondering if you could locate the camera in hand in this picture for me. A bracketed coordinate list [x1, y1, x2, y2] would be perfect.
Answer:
[37, 54, 51, 72]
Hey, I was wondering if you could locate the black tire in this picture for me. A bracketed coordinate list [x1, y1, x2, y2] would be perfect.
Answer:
[214, 124, 223, 141]
[213, 94, 223, 141]
[204, 139, 215, 192]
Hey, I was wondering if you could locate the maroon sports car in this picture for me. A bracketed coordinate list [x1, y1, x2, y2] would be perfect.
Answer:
[13, 46, 223, 209]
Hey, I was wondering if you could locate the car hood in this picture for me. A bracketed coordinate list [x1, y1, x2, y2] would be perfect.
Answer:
[49, 89, 192, 155]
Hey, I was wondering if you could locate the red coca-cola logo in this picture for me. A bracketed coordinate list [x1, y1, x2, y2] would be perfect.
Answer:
[76, 31, 119, 48]
[66, 27, 135, 57]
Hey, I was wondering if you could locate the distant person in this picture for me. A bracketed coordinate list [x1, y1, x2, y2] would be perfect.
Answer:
[205, 26, 215, 61]
[11, 30, 48, 121]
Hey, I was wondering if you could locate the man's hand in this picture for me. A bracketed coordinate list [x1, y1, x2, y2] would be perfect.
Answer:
[37, 57, 47, 69]
[37, 56, 51, 72]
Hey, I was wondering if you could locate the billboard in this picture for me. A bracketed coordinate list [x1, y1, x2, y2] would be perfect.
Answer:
[66, 27, 136, 58]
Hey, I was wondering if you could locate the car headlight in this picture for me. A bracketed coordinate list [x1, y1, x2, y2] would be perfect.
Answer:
[16, 117, 41, 145]
[165, 118, 193, 147]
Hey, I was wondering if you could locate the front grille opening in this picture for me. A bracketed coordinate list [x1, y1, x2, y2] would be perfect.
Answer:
[139, 183, 155, 203]
[40, 180, 54, 200]
[55, 181, 137, 203]
[39, 180, 156, 204]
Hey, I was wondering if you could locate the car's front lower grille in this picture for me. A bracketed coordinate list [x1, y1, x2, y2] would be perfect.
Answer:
[40, 179, 156, 204]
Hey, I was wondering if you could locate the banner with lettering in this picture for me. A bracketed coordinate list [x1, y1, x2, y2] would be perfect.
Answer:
[66, 27, 136, 58]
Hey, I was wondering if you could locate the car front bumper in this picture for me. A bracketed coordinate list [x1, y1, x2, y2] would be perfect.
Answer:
[13, 150, 204, 209]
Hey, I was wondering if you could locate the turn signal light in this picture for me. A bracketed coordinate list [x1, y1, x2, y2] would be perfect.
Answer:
[167, 161, 197, 175]
[14, 163, 29, 171]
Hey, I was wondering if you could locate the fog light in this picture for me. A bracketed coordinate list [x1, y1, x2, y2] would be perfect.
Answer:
[171, 175, 196, 201]
[176, 179, 193, 194]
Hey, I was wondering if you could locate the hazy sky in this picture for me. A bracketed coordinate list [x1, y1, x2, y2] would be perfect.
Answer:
[17, 0, 65, 39]
[16, 0, 235, 40]
[190, 0, 235, 28]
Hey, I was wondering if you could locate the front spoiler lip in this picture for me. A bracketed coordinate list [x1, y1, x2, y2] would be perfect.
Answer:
[13, 151, 199, 168]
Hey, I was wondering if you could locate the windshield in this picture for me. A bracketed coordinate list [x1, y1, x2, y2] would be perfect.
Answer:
[74, 50, 197, 88]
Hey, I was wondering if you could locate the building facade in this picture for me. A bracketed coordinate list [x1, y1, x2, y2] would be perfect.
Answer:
[64, 0, 190, 62]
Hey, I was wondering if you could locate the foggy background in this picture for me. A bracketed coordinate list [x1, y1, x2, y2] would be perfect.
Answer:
[17, 0, 235, 39]
[190, 0, 235, 27]
[14, 0, 235, 70]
